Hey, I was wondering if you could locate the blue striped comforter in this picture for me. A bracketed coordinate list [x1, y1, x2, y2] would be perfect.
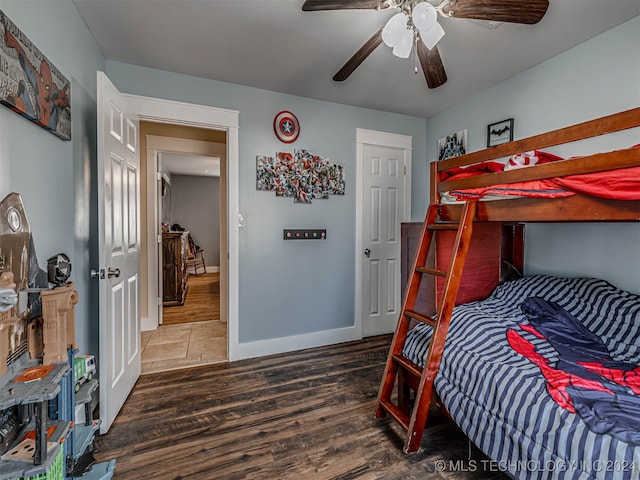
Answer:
[402, 275, 640, 480]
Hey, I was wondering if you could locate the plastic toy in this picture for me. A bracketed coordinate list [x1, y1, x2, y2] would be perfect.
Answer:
[47, 253, 72, 286]
[0, 273, 18, 378]
[73, 355, 96, 393]
[40, 282, 79, 365]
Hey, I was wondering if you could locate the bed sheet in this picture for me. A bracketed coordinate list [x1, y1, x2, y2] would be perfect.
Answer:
[402, 275, 640, 479]
[439, 147, 640, 202]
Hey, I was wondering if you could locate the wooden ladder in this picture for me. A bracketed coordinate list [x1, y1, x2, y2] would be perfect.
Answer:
[375, 200, 477, 453]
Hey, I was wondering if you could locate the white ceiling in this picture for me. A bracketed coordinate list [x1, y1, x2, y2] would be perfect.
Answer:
[73, 0, 639, 118]
[161, 153, 220, 177]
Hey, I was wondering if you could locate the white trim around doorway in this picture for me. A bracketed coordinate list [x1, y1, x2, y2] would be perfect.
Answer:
[124, 94, 241, 361]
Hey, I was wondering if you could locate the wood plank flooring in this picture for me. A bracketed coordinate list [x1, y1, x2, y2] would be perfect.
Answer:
[94, 335, 508, 479]
[163, 273, 220, 325]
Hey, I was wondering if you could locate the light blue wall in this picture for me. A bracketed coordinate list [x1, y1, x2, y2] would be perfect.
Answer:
[423, 17, 640, 294]
[1, 0, 636, 359]
[105, 61, 428, 342]
[0, 1, 106, 354]
[171, 175, 220, 267]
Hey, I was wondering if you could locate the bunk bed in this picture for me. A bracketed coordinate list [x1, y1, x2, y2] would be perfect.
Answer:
[397, 107, 640, 479]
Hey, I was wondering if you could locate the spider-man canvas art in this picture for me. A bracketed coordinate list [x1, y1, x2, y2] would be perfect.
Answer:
[0, 10, 71, 140]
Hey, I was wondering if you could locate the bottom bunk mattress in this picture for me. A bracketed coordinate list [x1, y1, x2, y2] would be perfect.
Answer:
[402, 275, 640, 480]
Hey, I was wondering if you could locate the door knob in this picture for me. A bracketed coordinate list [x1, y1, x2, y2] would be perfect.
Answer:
[364, 248, 371, 257]
[107, 268, 121, 279]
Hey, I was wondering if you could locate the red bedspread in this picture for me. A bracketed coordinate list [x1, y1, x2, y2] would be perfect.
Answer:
[444, 147, 640, 201]
[553, 167, 640, 200]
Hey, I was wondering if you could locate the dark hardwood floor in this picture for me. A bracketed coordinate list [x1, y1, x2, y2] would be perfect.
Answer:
[94, 335, 508, 479]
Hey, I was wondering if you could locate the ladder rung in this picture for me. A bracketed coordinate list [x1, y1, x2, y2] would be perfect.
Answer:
[405, 310, 437, 328]
[416, 266, 447, 277]
[379, 399, 410, 430]
[375, 201, 477, 453]
[392, 354, 423, 379]
[427, 223, 459, 230]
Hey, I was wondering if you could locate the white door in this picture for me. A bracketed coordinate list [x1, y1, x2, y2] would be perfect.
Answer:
[362, 144, 409, 336]
[96, 71, 141, 434]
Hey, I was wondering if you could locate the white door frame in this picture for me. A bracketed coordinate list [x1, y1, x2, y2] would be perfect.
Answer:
[144, 136, 226, 331]
[124, 94, 240, 361]
[355, 129, 412, 338]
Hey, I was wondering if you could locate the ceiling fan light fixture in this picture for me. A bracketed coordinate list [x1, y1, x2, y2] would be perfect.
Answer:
[382, 12, 408, 47]
[412, 1, 437, 31]
[392, 27, 414, 58]
[301, 0, 550, 89]
[419, 21, 445, 50]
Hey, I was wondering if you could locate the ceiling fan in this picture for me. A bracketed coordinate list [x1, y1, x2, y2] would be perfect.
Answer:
[302, 0, 549, 89]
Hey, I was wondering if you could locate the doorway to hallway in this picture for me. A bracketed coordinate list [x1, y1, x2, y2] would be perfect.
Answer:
[140, 122, 228, 374]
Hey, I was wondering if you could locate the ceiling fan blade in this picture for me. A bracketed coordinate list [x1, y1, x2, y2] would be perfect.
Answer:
[417, 42, 447, 89]
[333, 29, 383, 82]
[302, 0, 382, 11]
[445, 0, 549, 25]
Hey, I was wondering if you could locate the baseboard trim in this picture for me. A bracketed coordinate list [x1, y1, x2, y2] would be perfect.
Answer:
[233, 326, 361, 361]
[141, 316, 157, 332]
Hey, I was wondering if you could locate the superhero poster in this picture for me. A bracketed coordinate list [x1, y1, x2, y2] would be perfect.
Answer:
[256, 149, 345, 204]
[0, 10, 71, 140]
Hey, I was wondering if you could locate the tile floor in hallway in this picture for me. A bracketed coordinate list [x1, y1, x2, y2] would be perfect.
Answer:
[141, 320, 227, 375]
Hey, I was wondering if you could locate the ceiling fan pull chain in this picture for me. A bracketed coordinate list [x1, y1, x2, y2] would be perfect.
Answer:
[412, 35, 419, 74]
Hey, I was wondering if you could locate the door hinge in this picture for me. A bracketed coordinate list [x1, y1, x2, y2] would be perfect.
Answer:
[158, 297, 162, 306]
[157, 234, 162, 244]
[156, 172, 162, 181]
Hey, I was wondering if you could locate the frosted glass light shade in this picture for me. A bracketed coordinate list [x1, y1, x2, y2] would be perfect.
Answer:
[382, 12, 408, 47]
[419, 21, 445, 50]
[392, 27, 414, 58]
[412, 2, 437, 31]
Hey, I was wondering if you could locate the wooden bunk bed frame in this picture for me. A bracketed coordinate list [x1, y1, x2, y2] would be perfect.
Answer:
[430, 106, 640, 222]
[376, 107, 640, 455]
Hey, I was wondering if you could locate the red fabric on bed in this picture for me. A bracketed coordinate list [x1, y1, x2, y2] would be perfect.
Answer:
[506, 150, 564, 170]
[554, 144, 640, 200]
[441, 161, 504, 180]
[442, 151, 564, 181]
[446, 145, 639, 201]
[450, 180, 574, 200]
[553, 166, 640, 200]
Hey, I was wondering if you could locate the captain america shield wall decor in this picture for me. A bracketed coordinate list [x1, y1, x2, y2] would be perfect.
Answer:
[273, 110, 300, 144]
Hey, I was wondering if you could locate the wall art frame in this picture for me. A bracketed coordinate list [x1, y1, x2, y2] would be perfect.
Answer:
[256, 148, 344, 204]
[487, 118, 514, 147]
[0, 10, 71, 140]
[437, 129, 467, 160]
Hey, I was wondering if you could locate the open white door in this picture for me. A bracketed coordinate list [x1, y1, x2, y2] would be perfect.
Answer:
[96, 71, 141, 433]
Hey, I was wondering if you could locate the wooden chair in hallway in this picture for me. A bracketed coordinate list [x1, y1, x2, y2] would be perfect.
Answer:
[186, 234, 206, 276]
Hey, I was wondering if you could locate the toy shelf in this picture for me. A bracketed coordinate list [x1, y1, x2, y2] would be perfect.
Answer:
[74, 378, 97, 407]
[0, 419, 71, 479]
[0, 362, 70, 461]
[0, 363, 69, 407]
